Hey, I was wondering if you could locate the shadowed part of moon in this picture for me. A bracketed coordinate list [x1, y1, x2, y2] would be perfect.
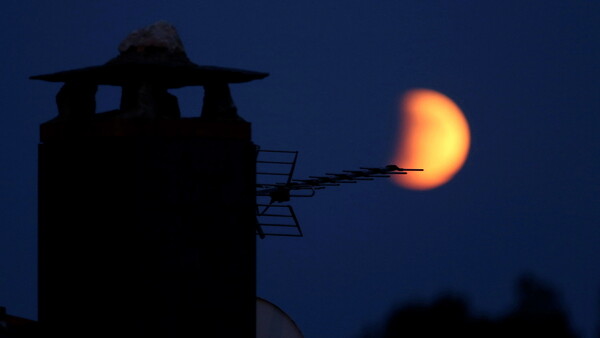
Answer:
[392, 89, 470, 190]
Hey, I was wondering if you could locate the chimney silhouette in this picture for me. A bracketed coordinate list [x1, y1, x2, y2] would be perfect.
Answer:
[33, 22, 267, 337]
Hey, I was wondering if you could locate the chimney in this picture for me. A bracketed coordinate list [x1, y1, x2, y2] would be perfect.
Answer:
[33, 21, 266, 337]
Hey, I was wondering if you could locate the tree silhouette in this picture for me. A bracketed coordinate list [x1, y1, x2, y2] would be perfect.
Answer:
[499, 274, 576, 337]
[364, 274, 578, 338]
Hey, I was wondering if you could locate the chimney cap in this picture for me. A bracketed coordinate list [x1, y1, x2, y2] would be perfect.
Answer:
[30, 21, 269, 88]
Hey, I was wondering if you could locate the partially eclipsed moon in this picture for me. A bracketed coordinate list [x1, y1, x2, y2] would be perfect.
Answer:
[392, 89, 470, 190]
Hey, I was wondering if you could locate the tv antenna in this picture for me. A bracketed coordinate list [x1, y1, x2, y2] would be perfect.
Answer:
[255, 148, 423, 238]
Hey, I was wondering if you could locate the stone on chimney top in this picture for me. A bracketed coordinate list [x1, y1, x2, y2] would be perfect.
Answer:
[118, 21, 185, 54]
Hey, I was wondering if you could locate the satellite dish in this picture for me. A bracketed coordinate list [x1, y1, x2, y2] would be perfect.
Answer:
[257, 297, 303, 338]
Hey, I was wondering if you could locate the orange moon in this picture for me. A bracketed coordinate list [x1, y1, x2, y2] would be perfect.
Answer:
[392, 89, 470, 190]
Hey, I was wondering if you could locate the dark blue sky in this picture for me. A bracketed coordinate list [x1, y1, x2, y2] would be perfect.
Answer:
[1, 1, 599, 337]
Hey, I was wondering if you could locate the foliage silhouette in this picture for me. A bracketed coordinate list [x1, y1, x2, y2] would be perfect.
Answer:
[362, 274, 578, 338]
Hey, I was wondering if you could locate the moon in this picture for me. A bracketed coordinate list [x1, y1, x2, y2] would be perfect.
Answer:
[391, 89, 470, 190]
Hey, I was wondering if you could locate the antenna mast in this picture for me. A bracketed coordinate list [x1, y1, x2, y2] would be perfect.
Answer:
[256, 149, 423, 237]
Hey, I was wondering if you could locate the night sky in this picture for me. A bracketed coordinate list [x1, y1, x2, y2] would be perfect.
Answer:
[1, 1, 599, 337]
